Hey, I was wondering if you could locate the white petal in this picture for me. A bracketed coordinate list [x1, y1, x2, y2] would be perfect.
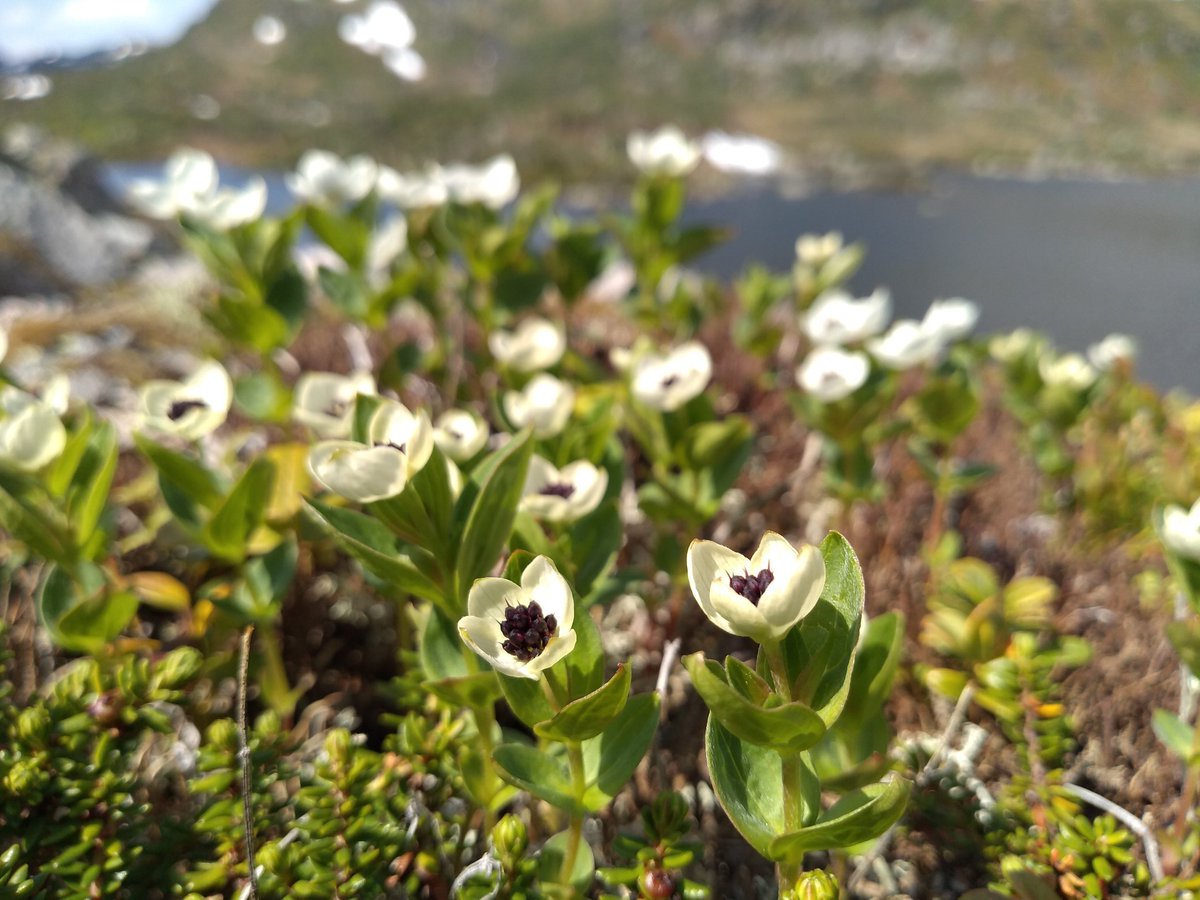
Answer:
[686, 539, 749, 634]
[468, 577, 522, 620]
[526, 630, 577, 675]
[708, 580, 770, 640]
[755, 543, 826, 638]
[522, 556, 573, 631]
[0, 403, 66, 471]
[459, 615, 531, 679]
[308, 441, 407, 503]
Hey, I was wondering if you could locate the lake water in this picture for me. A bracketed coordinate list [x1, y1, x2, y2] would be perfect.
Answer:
[104, 164, 1200, 391]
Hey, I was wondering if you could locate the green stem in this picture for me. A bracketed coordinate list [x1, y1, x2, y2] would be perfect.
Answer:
[561, 741, 586, 885]
[762, 639, 810, 895]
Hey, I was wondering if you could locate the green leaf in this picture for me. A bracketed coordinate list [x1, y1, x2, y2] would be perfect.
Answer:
[767, 776, 910, 860]
[683, 654, 826, 755]
[453, 431, 533, 602]
[305, 499, 443, 605]
[65, 419, 117, 550]
[264, 267, 308, 333]
[537, 830, 595, 893]
[564, 594, 605, 700]
[704, 716, 784, 858]
[425, 672, 503, 710]
[1153, 708, 1197, 763]
[568, 501, 621, 598]
[536, 663, 631, 743]
[420, 608, 469, 681]
[135, 436, 224, 510]
[318, 267, 369, 319]
[778, 532, 864, 726]
[204, 457, 275, 561]
[38, 563, 137, 654]
[306, 206, 371, 270]
[410, 445, 456, 547]
[839, 612, 904, 729]
[581, 692, 660, 811]
[498, 670, 557, 729]
[493, 743, 584, 815]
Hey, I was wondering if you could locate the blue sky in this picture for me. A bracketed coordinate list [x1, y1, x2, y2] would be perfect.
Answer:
[0, 0, 220, 65]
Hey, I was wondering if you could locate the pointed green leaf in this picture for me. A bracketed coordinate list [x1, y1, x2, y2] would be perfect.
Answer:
[536, 663, 631, 743]
[204, 457, 275, 561]
[704, 717, 784, 858]
[767, 776, 910, 861]
[493, 743, 585, 816]
[581, 692, 660, 811]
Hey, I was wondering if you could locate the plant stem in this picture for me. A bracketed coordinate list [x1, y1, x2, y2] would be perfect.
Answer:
[762, 639, 808, 894]
[561, 741, 587, 885]
[237, 626, 259, 899]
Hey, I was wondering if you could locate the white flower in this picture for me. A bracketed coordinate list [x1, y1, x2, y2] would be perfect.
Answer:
[292, 371, 377, 438]
[700, 131, 782, 176]
[796, 347, 870, 402]
[458, 556, 577, 680]
[1163, 499, 1200, 562]
[286, 150, 378, 207]
[630, 342, 712, 412]
[2, 374, 69, 418]
[922, 298, 979, 343]
[1087, 334, 1137, 371]
[338, 0, 416, 54]
[795, 232, 844, 267]
[189, 178, 268, 230]
[627, 126, 701, 177]
[519, 456, 608, 523]
[377, 166, 448, 208]
[433, 409, 489, 461]
[252, 16, 287, 46]
[503, 374, 574, 438]
[138, 360, 233, 441]
[488, 317, 566, 372]
[437, 154, 520, 209]
[802, 289, 891, 346]
[687, 532, 826, 642]
[308, 399, 432, 503]
[867, 320, 945, 370]
[0, 400, 66, 472]
[308, 441, 408, 503]
[989, 328, 1039, 364]
[127, 149, 217, 219]
[586, 259, 636, 304]
[1038, 353, 1097, 392]
[126, 149, 267, 230]
[383, 47, 427, 82]
[367, 216, 408, 284]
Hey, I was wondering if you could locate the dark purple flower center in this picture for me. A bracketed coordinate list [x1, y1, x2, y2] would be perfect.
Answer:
[167, 398, 207, 421]
[539, 482, 575, 499]
[376, 441, 407, 453]
[728, 566, 774, 605]
[499, 601, 558, 662]
[661, 374, 679, 389]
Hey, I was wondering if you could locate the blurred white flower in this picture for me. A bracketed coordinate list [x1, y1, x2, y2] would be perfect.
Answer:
[796, 347, 870, 403]
[292, 371, 377, 438]
[795, 232, 844, 267]
[1038, 353, 1097, 391]
[438, 154, 520, 209]
[127, 149, 266, 229]
[383, 47, 427, 81]
[700, 131, 782, 176]
[287, 150, 378, 206]
[338, 0, 415, 53]
[0, 399, 66, 472]
[433, 409, 489, 461]
[1163, 498, 1200, 562]
[253, 16, 287, 45]
[867, 320, 945, 370]
[989, 328, 1039, 364]
[308, 398, 432, 503]
[366, 216, 408, 285]
[802, 288, 891, 346]
[1087, 333, 1137, 371]
[586, 259, 636, 304]
[630, 342, 712, 412]
[489, 317, 565, 372]
[519, 456, 608, 523]
[458, 556, 577, 680]
[922, 297, 979, 343]
[627, 126, 701, 177]
[503, 374, 574, 438]
[138, 360, 233, 441]
[377, 166, 448, 208]
[308, 441, 408, 503]
[687, 532, 826, 642]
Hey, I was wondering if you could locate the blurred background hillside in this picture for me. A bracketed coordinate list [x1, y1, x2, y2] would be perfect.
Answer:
[7, 0, 1200, 187]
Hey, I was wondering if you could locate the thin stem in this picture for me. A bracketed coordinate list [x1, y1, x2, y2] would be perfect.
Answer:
[561, 742, 587, 885]
[237, 626, 259, 898]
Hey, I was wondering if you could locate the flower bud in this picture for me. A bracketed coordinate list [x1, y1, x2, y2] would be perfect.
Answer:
[325, 728, 353, 769]
[782, 870, 840, 900]
[492, 814, 528, 864]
